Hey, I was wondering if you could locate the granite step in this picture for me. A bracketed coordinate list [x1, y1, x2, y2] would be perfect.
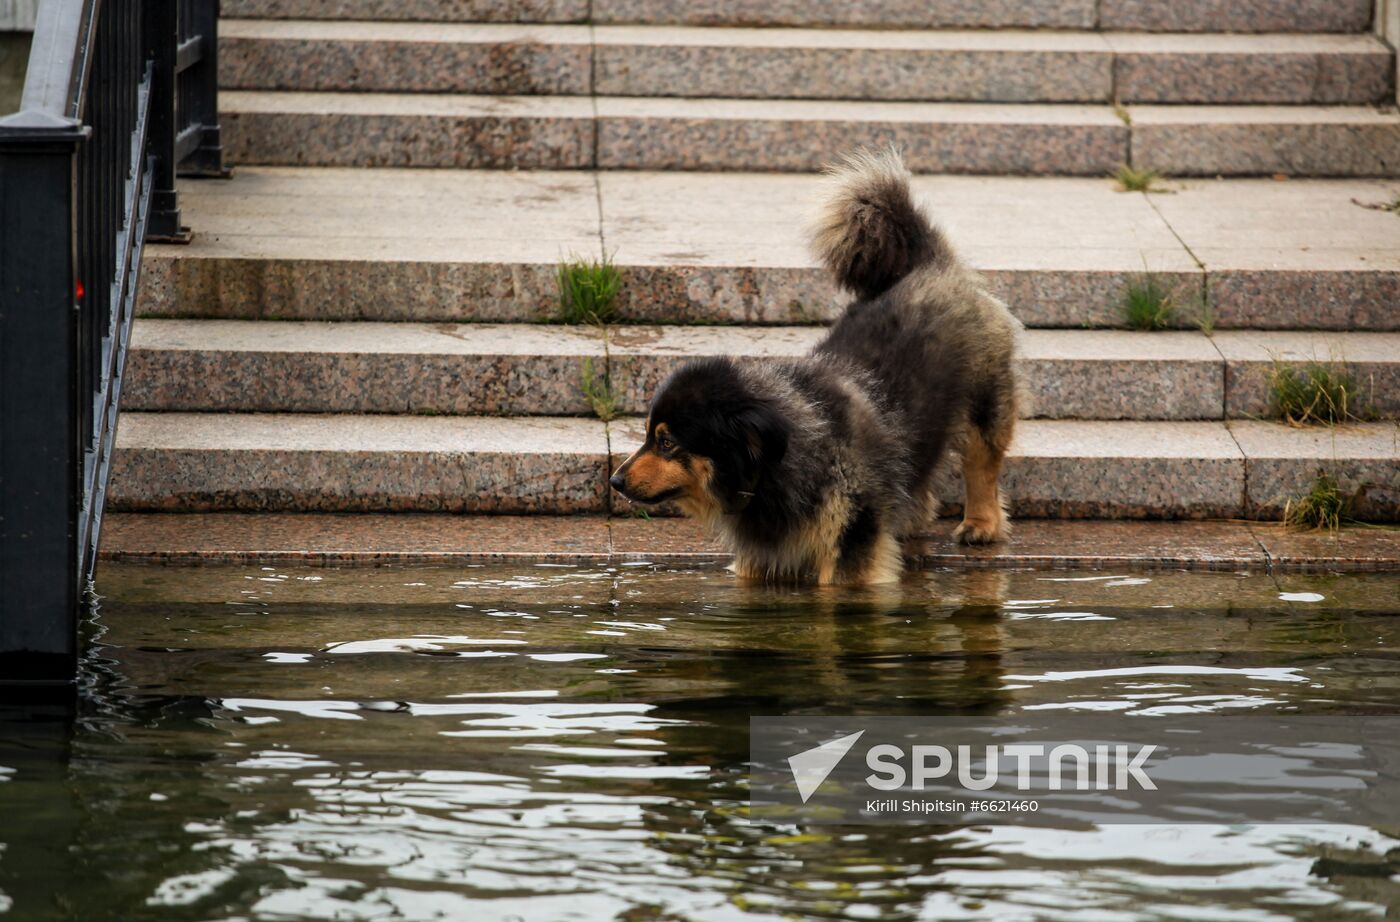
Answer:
[123, 320, 609, 416]
[219, 0, 1376, 34]
[220, 92, 1400, 177]
[220, 0, 593, 23]
[109, 413, 613, 514]
[139, 168, 1400, 331]
[1131, 107, 1400, 178]
[219, 22, 1394, 105]
[120, 320, 1400, 421]
[221, 92, 1124, 174]
[107, 414, 1400, 520]
[1213, 331, 1400, 419]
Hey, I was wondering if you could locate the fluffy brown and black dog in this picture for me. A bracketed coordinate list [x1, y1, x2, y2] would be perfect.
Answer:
[610, 149, 1022, 585]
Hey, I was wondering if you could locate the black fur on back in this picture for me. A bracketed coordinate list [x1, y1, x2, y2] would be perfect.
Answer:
[815, 287, 969, 504]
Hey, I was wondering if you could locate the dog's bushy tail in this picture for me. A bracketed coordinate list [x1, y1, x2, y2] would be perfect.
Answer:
[810, 147, 954, 301]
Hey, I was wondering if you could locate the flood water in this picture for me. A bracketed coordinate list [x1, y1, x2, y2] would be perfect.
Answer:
[2, 563, 1399, 920]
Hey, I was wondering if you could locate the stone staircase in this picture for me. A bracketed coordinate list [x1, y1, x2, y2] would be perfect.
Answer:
[108, 0, 1400, 539]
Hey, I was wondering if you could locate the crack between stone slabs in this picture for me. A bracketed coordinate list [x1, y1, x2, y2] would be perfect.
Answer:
[590, 12, 612, 537]
[603, 398, 617, 520]
[1147, 182, 1253, 540]
[592, 167, 607, 257]
[1142, 185, 1207, 275]
[1107, 53, 1119, 117]
[586, 17, 606, 257]
[587, 17, 601, 171]
[1220, 420, 1255, 538]
[1243, 521, 1282, 579]
[1142, 188, 1225, 411]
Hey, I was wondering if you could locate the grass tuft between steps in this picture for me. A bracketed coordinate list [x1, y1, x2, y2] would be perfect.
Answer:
[1113, 164, 1160, 193]
[1283, 470, 1354, 532]
[580, 358, 619, 422]
[1267, 357, 1362, 426]
[557, 253, 621, 325]
[1122, 274, 1175, 331]
[1195, 297, 1216, 335]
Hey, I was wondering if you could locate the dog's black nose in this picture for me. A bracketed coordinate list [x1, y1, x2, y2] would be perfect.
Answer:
[609, 473, 625, 492]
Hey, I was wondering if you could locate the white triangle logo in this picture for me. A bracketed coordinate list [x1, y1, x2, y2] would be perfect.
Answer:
[787, 731, 865, 803]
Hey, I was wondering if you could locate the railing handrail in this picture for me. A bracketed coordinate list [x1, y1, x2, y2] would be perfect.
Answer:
[15, 0, 94, 119]
[1, 0, 223, 688]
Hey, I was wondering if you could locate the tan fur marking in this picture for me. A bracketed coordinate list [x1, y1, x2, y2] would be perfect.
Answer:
[954, 429, 1009, 545]
[732, 555, 767, 582]
[790, 492, 852, 584]
[618, 425, 724, 518]
[623, 451, 690, 498]
[676, 456, 722, 520]
[856, 530, 905, 585]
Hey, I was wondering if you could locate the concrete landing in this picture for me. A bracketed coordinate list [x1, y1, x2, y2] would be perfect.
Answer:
[97, 513, 1400, 572]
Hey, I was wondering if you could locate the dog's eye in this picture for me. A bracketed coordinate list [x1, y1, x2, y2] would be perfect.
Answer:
[656, 435, 675, 453]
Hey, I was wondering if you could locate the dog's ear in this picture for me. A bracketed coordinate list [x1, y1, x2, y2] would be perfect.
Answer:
[735, 402, 789, 470]
[713, 400, 790, 513]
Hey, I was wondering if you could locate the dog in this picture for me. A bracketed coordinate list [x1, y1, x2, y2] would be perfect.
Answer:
[610, 149, 1023, 585]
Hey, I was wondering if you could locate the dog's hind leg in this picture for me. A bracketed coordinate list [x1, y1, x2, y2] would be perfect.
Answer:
[955, 370, 1018, 545]
[954, 425, 1011, 545]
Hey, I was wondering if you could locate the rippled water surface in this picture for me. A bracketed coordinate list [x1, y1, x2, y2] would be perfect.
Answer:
[2, 564, 1400, 920]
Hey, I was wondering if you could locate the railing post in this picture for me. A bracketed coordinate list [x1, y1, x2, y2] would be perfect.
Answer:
[144, 0, 186, 241]
[179, 0, 228, 177]
[0, 111, 87, 688]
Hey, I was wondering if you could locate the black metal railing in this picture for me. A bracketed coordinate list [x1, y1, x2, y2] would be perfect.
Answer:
[0, 0, 223, 687]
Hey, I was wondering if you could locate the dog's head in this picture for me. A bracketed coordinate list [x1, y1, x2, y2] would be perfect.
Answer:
[609, 358, 790, 516]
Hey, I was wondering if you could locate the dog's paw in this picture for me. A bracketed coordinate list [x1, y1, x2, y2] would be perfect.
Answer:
[954, 518, 1006, 545]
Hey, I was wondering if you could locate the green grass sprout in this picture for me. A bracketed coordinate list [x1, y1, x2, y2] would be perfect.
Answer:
[1113, 164, 1160, 193]
[1282, 470, 1352, 532]
[580, 357, 619, 422]
[1267, 357, 1360, 426]
[1122, 274, 1175, 331]
[556, 253, 621, 325]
